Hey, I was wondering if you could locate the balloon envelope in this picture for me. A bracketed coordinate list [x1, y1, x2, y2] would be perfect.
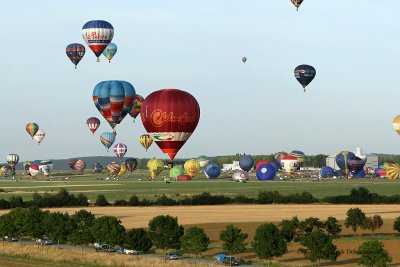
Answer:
[147, 158, 164, 180]
[320, 166, 336, 178]
[239, 155, 254, 172]
[100, 132, 116, 151]
[335, 151, 356, 175]
[130, 95, 145, 119]
[232, 171, 249, 181]
[170, 166, 185, 179]
[93, 80, 136, 129]
[177, 174, 192, 181]
[82, 20, 114, 61]
[141, 89, 200, 160]
[242, 57, 247, 63]
[294, 64, 316, 91]
[33, 130, 45, 144]
[204, 163, 221, 178]
[184, 159, 200, 177]
[125, 158, 138, 172]
[387, 163, 400, 179]
[6, 154, 19, 170]
[256, 163, 276, 181]
[66, 43, 85, 68]
[139, 134, 153, 151]
[274, 152, 288, 169]
[29, 164, 40, 177]
[281, 155, 299, 173]
[74, 160, 86, 172]
[87, 117, 100, 135]
[256, 160, 270, 170]
[354, 169, 366, 178]
[68, 159, 78, 170]
[102, 43, 117, 62]
[291, 0, 304, 10]
[92, 162, 103, 173]
[196, 156, 210, 168]
[26, 123, 39, 139]
[348, 157, 365, 175]
[113, 143, 128, 159]
[107, 162, 121, 177]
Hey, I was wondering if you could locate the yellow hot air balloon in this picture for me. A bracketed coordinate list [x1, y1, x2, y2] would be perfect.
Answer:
[392, 115, 400, 135]
[147, 158, 164, 181]
[118, 165, 127, 176]
[184, 159, 200, 177]
[139, 134, 153, 151]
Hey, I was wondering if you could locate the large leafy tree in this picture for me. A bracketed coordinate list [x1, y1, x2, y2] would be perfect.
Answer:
[125, 228, 153, 253]
[181, 227, 210, 266]
[363, 215, 383, 237]
[91, 216, 126, 248]
[42, 211, 74, 246]
[298, 230, 340, 267]
[357, 240, 392, 267]
[148, 215, 184, 251]
[394, 216, 400, 233]
[219, 224, 248, 264]
[324, 216, 342, 237]
[345, 208, 366, 235]
[252, 223, 287, 266]
[70, 210, 96, 250]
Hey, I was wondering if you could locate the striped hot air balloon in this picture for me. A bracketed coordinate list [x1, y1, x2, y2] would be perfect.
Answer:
[113, 143, 127, 159]
[87, 117, 100, 135]
[100, 132, 116, 151]
[74, 160, 86, 172]
[6, 154, 19, 171]
[125, 158, 138, 172]
[26, 123, 39, 139]
[107, 162, 121, 177]
[130, 95, 145, 119]
[66, 43, 85, 68]
[139, 134, 153, 151]
[387, 163, 400, 179]
[93, 80, 136, 129]
[141, 89, 200, 160]
[82, 20, 113, 62]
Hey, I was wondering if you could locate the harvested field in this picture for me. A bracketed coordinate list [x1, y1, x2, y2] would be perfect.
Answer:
[10, 204, 399, 229]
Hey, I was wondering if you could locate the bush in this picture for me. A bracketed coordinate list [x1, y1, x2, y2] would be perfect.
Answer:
[95, 195, 109, 206]
[128, 195, 140, 206]
[114, 199, 128, 206]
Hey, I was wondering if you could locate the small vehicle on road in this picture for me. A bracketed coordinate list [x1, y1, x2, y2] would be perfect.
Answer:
[216, 254, 240, 265]
[35, 237, 53, 245]
[94, 243, 116, 252]
[165, 252, 179, 260]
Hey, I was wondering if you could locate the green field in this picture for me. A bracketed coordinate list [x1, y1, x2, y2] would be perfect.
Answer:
[1, 169, 400, 202]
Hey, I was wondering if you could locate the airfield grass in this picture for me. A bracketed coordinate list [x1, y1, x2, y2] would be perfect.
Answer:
[0, 169, 400, 202]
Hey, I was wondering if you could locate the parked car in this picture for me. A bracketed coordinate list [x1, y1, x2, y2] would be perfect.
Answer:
[165, 252, 179, 260]
[35, 237, 52, 245]
[124, 249, 141, 255]
[3, 236, 18, 242]
[216, 254, 240, 265]
[94, 243, 116, 252]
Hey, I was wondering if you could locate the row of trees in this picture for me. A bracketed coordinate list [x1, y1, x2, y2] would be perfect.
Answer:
[0, 206, 396, 266]
[3, 187, 400, 210]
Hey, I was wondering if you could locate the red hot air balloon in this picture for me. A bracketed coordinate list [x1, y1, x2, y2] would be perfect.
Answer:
[86, 117, 100, 135]
[141, 89, 200, 160]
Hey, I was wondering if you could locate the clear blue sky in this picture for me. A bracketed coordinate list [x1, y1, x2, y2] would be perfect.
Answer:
[1, 0, 399, 161]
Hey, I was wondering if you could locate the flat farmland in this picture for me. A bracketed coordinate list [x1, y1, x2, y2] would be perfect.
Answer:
[1, 170, 400, 202]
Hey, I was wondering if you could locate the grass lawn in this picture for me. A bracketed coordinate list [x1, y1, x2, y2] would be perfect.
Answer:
[1, 169, 400, 202]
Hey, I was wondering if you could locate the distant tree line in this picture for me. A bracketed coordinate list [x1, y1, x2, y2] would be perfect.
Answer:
[0, 207, 396, 266]
[3, 187, 400, 209]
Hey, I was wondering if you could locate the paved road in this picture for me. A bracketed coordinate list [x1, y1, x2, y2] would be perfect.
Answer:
[8, 239, 263, 267]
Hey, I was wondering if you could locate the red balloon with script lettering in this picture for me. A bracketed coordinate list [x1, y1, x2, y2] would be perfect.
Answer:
[141, 89, 200, 160]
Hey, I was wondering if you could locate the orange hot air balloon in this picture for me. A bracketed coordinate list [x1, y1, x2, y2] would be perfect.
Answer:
[141, 89, 200, 160]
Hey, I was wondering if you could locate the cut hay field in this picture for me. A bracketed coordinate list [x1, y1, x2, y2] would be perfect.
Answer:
[1, 170, 400, 202]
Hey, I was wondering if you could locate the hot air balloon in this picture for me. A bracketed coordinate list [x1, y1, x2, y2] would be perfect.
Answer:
[107, 162, 121, 177]
[196, 156, 210, 168]
[113, 143, 127, 159]
[177, 174, 192, 181]
[102, 43, 117, 62]
[256, 160, 271, 170]
[82, 20, 114, 62]
[141, 89, 200, 160]
[139, 134, 153, 151]
[100, 132, 116, 151]
[291, 0, 304, 11]
[242, 57, 247, 63]
[123, 158, 137, 173]
[169, 166, 185, 179]
[281, 155, 299, 174]
[26, 123, 39, 139]
[147, 158, 164, 181]
[118, 165, 127, 176]
[387, 163, 400, 179]
[335, 151, 355, 176]
[204, 163, 221, 179]
[29, 164, 40, 177]
[256, 163, 276, 181]
[320, 166, 336, 178]
[354, 169, 366, 178]
[392, 115, 400, 135]
[92, 162, 103, 173]
[348, 157, 365, 176]
[23, 161, 33, 176]
[93, 80, 136, 129]
[39, 160, 53, 177]
[87, 117, 100, 135]
[239, 155, 254, 172]
[6, 154, 19, 171]
[294, 65, 316, 92]
[68, 159, 78, 171]
[290, 150, 305, 167]
[232, 171, 249, 182]
[74, 160, 86, 172]
[129, 95, 145, 120]
[33, 130, 45, 145]
[66, 43, 85, 69]
[184, 159, 200, 177]
[274, 152, 288, 169]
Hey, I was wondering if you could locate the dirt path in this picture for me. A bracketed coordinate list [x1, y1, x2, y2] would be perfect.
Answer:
[0, 204, 396, 228]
